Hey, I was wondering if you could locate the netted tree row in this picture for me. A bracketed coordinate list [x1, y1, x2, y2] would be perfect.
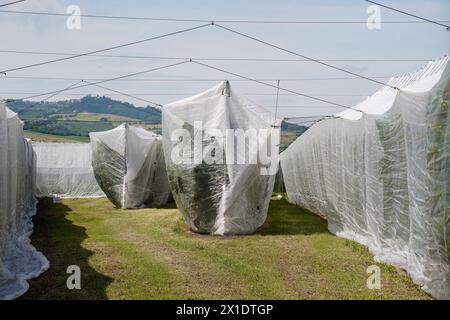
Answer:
[163, 81, 281, 235]
[90, 123, 171, 209]
[0, 101, 49, 300]
[280, 56, 450, 299]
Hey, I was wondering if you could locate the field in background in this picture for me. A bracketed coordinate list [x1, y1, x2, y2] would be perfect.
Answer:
[58, 112, 141, 122]
[280, 131, 299, 151]
[24, 130, 90, 143]
[23, 197, 430, 300]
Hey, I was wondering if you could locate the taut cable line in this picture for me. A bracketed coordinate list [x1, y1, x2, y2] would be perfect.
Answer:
[274, 80, 280, 125]
[0, 75, 393, 82]
[365, 0, 450, 31]
[190, 59, 363, 112]
[10, 60, 191, 101]
[0, 9, 449, 24]
[0, 0, 25, 8]
[213, 23, 399, 90]
[81, 80, 163, 107]
[6, 80, 83, 106]
[6, 80, 84, 115]
[0, 23, 212, 74]
[0, 50, 432, 62]
[5, 59, 365, 113]
[40, 80, 84, 102]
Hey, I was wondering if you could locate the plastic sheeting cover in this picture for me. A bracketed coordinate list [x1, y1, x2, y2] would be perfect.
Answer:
[0, 101, 49, 300]
[163, 81, 281, 235]
[280, 56, 450, 299]
[34, 142, 105, 198]
[90, 123, 170, 208]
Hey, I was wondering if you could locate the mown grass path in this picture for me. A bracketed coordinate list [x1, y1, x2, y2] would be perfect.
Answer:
[23, 197, 430, 299]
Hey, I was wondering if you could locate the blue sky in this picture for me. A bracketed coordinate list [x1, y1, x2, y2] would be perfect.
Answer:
[0, 0, 449, 118]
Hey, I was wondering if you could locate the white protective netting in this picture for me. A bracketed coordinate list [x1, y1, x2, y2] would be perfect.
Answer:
[0, 101, 49, 300]
[90, 123, 170, 208]
[280, 56, 450, 299]
[33, 142, 105, 198]
[163, 81, 281, 235]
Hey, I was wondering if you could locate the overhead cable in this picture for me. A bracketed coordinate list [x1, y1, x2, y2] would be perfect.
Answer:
[40, 80, 84, 102]
[214, 23, 399, 89]
[191, 60, 363, 112]
[6, 80, 84, 112]
[7, 59, 364, 112]
[365, 0, 450, 30]
[12, 60, 190, 101]
[0, 23, 211, 74]
[0, 9, 449, 24]
[81, 80, 163, 107]
[0, 50, 431, 62]
[273, 80, 280, 125]
[0, 0, 25, 8]
[0, 75, 392, 82]
[0, 91, 370, 97]
[284, 115, 336, 120]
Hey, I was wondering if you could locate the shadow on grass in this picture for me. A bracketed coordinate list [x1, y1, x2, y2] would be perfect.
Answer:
[22, 198, 113, 299]
[256, 198, 329, 236]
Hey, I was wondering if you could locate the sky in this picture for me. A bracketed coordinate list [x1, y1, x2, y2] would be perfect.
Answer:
[0, 0, 449, 120]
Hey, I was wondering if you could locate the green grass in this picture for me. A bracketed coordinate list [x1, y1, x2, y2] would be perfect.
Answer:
[23, 197, 431, 300]
[24, 130, 90, 143]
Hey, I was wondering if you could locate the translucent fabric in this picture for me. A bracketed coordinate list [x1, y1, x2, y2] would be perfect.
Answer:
[90, 123, 170, 208]
[33, 142, 105, 198]
[0, 101, 49, 300]
[280, 56, 450, 299]
[163, 81, 281, 235]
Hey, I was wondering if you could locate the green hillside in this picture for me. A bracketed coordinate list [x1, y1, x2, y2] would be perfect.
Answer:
[24, 119, 116, 137]
[7, 95, 162, 137]
[7, 95, 161, 122]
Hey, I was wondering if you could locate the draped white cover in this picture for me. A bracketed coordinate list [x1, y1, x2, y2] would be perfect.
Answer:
[280, 56, 450, 299]
[34, 142, 105, 198]
[0, 101, 49, 300]
[163, 81, 281, 235]
[90, 124, 170, 208]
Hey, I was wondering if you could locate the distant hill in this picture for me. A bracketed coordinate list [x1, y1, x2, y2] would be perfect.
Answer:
[6, 95, 162, 137]
[281, 120, 308, 135]
[279, 121, 308, 151]
[7, 95, 161, 122]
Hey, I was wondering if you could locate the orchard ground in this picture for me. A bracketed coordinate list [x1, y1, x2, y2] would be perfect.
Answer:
[23, 197, 430, 299]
